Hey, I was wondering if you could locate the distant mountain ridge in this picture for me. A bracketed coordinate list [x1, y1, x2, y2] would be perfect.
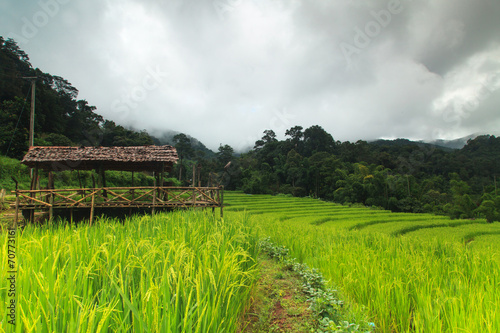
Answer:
[371, 133, 498, 151]
[369, 138, 455, 152]
[150, 129, 216, 157]
[422, 134, 479, 150]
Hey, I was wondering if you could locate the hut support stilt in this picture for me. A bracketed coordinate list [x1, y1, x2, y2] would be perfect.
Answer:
[90, 192, 95, 225]
[220, 186, 224, 218]
[14, 193, 19, 228]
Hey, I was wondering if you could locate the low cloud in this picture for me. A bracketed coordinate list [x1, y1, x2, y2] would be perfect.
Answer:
[2, 0, 500, 150]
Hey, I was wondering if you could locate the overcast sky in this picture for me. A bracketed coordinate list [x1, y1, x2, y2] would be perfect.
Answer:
[2, 0, 500, 151]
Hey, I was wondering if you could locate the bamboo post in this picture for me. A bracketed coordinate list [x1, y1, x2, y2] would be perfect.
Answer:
[30, 165, 39, 223]
[49, 191, 53, 221]
[161, 163, 165, 188]
[48, 172, 54, 189]
[211, 186, 215, 215]
[77, 170, 83, 189]
[197, 164, 201, 187]
[102, 168, 107, 199]
[153, 172, 157, 214]
[192, 165, 196, 204]
[192, 164, 196, 187]
[131, 171, 135, 202]
[152, 186, 156, 215]
[14, 192, 19, 228]
[90, 191, 95, 225]
[153, 173, 157, 214]
[97, 165, 107, 198]
[220, 185, 224, 218]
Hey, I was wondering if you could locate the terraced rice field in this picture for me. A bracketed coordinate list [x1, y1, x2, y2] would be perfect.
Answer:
[225, 192, 500, 333]
[0, 211, 259, 333]
[2, 192, 499, 332]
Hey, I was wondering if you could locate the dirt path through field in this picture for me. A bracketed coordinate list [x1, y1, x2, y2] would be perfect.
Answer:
[239, 256, 315, 332]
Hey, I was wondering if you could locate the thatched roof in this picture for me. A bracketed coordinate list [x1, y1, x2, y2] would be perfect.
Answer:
[22, 146, 178, 172]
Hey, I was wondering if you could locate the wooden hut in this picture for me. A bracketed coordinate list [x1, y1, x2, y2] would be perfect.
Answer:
[14, 145, 223, 224]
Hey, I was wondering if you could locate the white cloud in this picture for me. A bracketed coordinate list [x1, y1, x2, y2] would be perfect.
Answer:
[1, 0, 499, 150]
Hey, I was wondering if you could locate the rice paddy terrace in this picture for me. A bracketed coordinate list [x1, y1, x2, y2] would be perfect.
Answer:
[225, 192, 500, 333]
[1, 192, 499, 332]
[225, 192, 500, 252]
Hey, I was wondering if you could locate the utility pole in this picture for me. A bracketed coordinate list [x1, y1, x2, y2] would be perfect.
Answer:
[23, 77, 37, 147]
[23, 77, 37, 181]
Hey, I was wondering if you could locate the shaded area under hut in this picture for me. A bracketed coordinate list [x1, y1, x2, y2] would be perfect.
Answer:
[13, 145, 223, 224]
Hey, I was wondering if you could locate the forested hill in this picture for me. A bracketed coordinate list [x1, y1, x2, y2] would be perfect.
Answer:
[231, 127, 500, 221]
[1, 36, 500, 221]
[0, 37, 162, 159]
[0, 37, 216, 160]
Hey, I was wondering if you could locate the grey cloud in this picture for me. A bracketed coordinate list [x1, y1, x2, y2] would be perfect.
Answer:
[1, 0, 499, 151]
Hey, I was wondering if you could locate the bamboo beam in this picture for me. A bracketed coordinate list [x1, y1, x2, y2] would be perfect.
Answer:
[103, 189, 133, 203]
[14, 186, 221, 192]
[195, 188, 218, 204]
[127, 189, 155, 203]
[16, 192, 52, 207]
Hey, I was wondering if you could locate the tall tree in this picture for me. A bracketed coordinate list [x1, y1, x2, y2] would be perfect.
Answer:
[216, 144, 234, 168]
[285, 125, 304, 152]
[303, 125, 336, 157]
[173, 133, 193, 182]
[254, 129, 277, 150]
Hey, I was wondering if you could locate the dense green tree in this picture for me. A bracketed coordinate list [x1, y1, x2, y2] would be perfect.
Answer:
[216, 144, 234, 168]
[475, 197, 498, 223]
[254, 129, 277, 149]
[302, 125, 336, 157]
[0, 98, 29, 158]
[45, 133, 73, 146]
[173, 133, 194, 183]
[285, 149, 302, 187]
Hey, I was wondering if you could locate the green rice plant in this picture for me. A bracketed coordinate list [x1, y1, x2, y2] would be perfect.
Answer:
[227, 193, 500, 333]
[469, 233, 500, 257]
[0, 211, 259, 332]
[391, 219, 485, 236]
[409, 222, 500, 243]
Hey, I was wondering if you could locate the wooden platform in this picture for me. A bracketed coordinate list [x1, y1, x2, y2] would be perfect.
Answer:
[13, 186, 224, 224]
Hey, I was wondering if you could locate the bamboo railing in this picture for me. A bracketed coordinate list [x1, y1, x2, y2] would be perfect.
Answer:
[13, 186, 224, 224]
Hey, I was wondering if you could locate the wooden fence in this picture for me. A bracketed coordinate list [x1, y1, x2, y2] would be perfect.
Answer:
[13, 186, 224, 224]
